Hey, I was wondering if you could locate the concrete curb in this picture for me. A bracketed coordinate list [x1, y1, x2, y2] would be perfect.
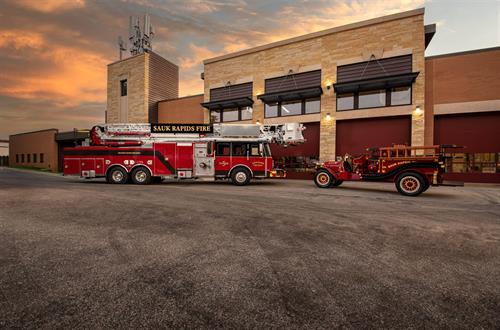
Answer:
[0, 167, 69, 179]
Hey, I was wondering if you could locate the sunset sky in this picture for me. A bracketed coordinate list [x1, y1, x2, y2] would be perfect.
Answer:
[0, 0, 499, 153]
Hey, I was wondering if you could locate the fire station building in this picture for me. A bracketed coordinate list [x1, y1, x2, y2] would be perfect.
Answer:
[200, 8, 500, 182]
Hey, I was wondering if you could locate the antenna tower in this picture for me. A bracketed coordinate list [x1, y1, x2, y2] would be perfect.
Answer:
[128, 14, 155, 56]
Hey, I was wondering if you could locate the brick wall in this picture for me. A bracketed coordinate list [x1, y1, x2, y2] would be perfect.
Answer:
[9, 129, 59, 172]
[158, 94, 205, 124]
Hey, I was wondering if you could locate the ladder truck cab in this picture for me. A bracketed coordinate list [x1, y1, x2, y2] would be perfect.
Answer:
[63, 123, 305, 186]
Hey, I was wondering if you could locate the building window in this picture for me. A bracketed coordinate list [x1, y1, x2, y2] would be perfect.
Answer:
[264, 98, 321, 118]
[390, 86, 412, 106]
[305, 98, 321, 114]
[211, 110, 221, 123]
[27, 154, 31, 163]
[40, 153, 44, 163]
[337, 93, 355, 111]
[265, 103, 278, 118]
[33, 153, 37, 163]
[336, 86, 412, 111]
[120, 79, 127, 96]
[223, 108, 239, 122]
[21, 154, 24, 163]
[445, 153, 500, 174]
[241, 106, 253, 120]
[281, 100, 302, 116]
[359, 89, 386, 109]
[211, 106, 254, 123]
[16, 154, 19, 163]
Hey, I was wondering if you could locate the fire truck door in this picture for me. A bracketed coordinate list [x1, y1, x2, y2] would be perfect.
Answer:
[194, 143, 214, 177]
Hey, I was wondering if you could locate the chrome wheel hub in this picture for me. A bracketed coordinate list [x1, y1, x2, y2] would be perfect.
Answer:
[112, 171, 123, 182]
[135, 170, 147, 182]
[235, 172, 247, 183]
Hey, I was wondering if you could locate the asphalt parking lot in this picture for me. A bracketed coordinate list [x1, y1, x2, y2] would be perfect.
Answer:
[1, 167, 499, 329]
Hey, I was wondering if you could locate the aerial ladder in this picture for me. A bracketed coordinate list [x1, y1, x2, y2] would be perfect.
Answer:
[86, 123, 306, 147]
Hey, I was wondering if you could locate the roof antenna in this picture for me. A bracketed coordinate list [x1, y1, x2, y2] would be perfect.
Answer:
[118, 36, 127, 60]
[128, 14, 155, 56]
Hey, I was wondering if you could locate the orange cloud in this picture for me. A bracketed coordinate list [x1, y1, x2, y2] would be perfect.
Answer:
[0, 30, 44, 49]
[179, 44, 221, 69]
[10, 0, 85, 13]
[250, 0, 425, 45]
[179, 74, 204, 97]
[0, 30, 108, 107]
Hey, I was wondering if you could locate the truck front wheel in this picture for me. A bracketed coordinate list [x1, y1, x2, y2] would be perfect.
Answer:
[231, 168, 251, 186]
[106, 167, 128, 184]
[396, 172, 426, 197]
[314, 170, 334, 188]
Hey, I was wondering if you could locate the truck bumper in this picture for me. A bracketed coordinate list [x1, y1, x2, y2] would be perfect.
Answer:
[269, 169, 287, 178]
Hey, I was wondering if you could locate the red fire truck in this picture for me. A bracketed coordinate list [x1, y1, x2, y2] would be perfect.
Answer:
[63, 123, 304, 185]
[314, 145, 462, 196]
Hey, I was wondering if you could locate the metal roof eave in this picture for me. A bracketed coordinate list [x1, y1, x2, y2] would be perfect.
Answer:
[257, 86, 323, 104]
[201, 97, 254, 110]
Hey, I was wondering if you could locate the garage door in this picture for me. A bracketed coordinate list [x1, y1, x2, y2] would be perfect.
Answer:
[336, 116, 411, 156]
[434, 111, 500, 183]
[434, 112, 500, 152]
[271, 122, 319, 179]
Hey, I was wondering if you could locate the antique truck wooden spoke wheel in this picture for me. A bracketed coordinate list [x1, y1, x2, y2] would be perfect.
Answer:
[396, 172, 425, 197]
[314, 170, 333, 188]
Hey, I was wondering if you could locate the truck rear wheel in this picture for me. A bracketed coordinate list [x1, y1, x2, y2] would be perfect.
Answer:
[314, 170, 334, 188]
[107, 167, 128, 184]
[396, 172, 426, 197]
[231, 168, 251, 186]
[131, 167, 152, 185]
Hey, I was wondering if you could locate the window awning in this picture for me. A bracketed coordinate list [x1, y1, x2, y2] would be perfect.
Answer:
[257, 86, 323, 104]
[201, 97, 254, 110]
[334, 72, 419, 94]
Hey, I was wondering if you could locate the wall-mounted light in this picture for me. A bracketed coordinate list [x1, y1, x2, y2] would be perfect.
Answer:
[414, 105, 423, 115]
[325, 113, 332, 121]
[256, 120, 261, 125]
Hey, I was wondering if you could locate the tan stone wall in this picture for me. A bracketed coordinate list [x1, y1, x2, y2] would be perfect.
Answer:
[204, 11, 427, 161]
[9, 129, 59, 172]
[107, 53, 148, 123]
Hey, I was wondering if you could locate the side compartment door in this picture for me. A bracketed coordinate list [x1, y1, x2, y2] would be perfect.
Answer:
[154, 143, 176, 176]
[194, 142, 215, 177]
[95, 158, 105, 176]
[176, 143, 194, 178]
[63, 158, 80, 175]
[80, 158, 96, 177]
